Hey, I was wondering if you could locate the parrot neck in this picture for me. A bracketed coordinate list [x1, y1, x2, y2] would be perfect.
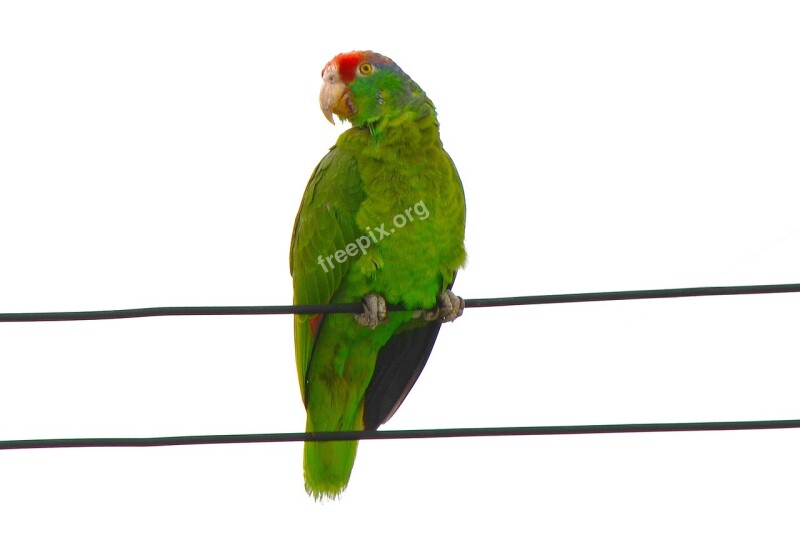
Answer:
[363, 97, 441, 148]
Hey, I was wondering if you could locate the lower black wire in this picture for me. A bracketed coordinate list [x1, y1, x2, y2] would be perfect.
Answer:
[2, 419, 798, 450]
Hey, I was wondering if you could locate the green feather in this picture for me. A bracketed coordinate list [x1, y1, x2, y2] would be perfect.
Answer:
[290, 52, 466, 500]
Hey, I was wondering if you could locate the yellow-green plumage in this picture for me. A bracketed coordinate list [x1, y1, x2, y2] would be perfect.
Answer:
[290, 51, 466, 500]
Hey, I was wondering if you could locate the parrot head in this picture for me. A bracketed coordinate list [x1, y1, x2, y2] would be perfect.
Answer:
[319, 51, 424, 127]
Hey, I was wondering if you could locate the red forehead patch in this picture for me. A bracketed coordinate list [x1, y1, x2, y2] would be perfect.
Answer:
[323, 51, 365, 83]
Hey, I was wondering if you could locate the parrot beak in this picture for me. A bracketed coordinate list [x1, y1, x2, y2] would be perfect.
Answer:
[320, 65, 354, 124]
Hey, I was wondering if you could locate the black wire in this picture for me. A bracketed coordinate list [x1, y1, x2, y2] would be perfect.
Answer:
[465, 282, 800, 308]
[2, 283, 798, 451]
[1, 283, 798, 322]
[2, 419, 798, 450]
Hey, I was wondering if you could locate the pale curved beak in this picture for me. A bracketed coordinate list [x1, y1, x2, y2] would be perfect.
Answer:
[319, 65, 354, 124]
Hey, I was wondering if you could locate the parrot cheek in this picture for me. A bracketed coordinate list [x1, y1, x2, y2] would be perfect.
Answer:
[332, 91, 356, 121]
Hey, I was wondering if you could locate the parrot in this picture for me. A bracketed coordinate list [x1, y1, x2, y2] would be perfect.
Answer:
[289, 51, 467, 500]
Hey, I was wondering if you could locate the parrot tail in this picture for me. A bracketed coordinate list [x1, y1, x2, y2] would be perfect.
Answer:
[303, 436, 359, 500]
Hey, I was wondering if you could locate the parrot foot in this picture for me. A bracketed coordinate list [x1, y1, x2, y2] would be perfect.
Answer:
[423, 290, 465, 323]
[354, 293, 388, 329]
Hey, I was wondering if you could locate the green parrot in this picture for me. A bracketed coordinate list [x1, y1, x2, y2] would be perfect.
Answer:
[290, 51, 467, 500]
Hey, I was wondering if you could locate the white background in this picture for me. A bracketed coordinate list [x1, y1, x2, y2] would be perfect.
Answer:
[1, 1, 799, 538]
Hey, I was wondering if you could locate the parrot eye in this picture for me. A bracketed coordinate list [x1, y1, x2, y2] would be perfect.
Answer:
[358, 62, 373, 75]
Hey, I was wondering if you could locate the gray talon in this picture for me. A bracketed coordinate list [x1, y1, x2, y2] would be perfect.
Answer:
[424, 290, 465, 323]
[354, 293, 387, 329]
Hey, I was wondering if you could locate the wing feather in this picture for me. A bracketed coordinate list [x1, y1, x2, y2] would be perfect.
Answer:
[290, 147, 364, 402]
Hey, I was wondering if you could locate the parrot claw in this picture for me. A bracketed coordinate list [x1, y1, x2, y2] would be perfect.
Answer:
[423, 290, 465, 323]
[355, 293, 388, 329]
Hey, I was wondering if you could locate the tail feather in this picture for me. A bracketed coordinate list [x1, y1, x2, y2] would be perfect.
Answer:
[303, 409, 364, 500]
[303, 438, 359, 500]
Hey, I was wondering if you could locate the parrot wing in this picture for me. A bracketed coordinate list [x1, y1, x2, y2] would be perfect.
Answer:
[362, 302, 446, 430]
[290, 147, 364, 402]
